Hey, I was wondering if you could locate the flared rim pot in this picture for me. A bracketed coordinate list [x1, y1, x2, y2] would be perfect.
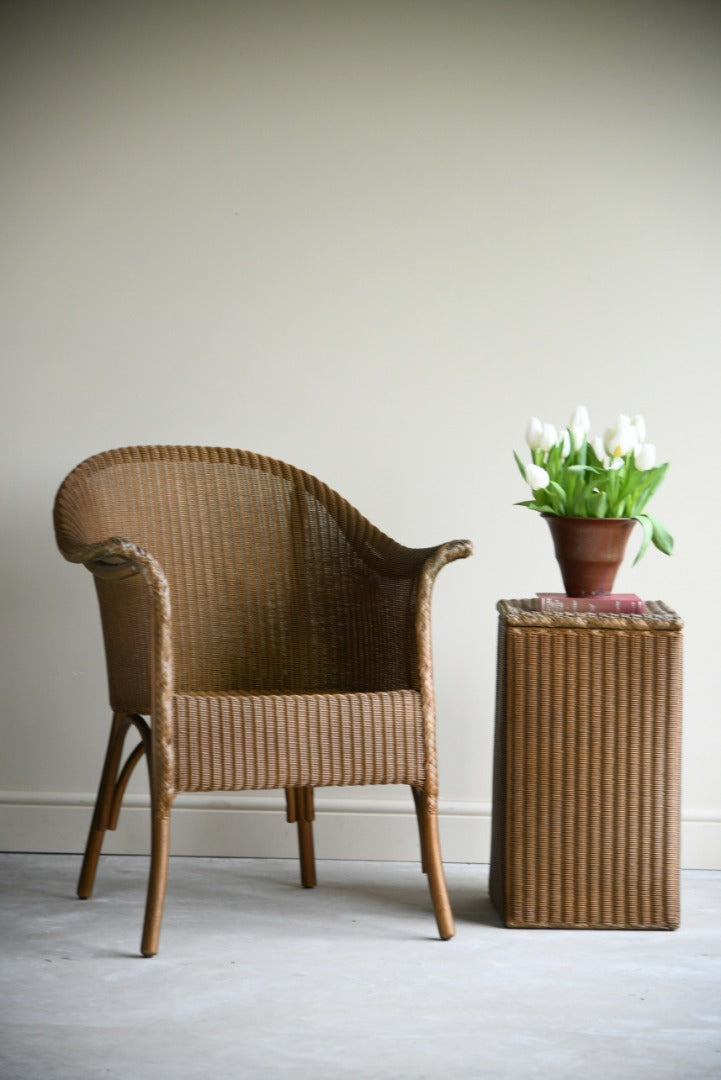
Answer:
[542, 514, 636, 597]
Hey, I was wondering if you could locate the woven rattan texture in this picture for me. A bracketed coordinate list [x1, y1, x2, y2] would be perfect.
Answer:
[173, 690, 424, 792]
[56, 447, 431, 705]
[54, 446, 472, 952]
[490, 600, 682, 930]
[54, 446, 472, 801]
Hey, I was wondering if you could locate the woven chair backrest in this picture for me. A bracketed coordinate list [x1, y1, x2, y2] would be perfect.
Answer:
[55, 446, 416, 707]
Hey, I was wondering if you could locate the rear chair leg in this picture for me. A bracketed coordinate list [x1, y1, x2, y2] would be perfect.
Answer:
[286, 786, 317, 888]
[411, 786, 428, 874]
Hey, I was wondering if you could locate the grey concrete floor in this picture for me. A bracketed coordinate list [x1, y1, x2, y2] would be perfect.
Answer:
[1, 855, 720, 1080]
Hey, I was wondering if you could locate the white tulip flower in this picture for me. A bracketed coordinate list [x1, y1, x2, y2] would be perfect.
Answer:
[525, 463, 550, 490]
[540, 423, 558, 452]
[591, 435, 606, 463]
[569, 405, 591, 432]
[569, 426, 586, 450]
[604, 420, 637, 459]
[525, 417, 544, 449]
[632, 415, 646, 443]
[568, 405, 590, 449]
[634, 442, 656, 471]
[559, 429, 571, 458]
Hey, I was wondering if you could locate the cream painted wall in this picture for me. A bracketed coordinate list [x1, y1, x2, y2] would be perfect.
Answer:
[2, 1, 720, 867]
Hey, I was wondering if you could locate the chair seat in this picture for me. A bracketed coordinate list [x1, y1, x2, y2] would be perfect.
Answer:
[173, 689, 425, 793]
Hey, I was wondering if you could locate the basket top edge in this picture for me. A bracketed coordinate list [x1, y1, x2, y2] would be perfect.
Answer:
[497, 598, 683, 629]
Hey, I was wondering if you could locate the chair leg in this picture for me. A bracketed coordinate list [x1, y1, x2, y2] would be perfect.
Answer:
[140, 809, 171, 958]
[286, 786, 317, 888]
[77, 712, 129, 899]
[412, 787, 455, 941]
[411, 785, 428, 874]
[76, 711, 166, 956]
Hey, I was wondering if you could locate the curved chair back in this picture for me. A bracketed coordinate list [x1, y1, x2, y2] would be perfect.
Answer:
[54, 446, 418, 711]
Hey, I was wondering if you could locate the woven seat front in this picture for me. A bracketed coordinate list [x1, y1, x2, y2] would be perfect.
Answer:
[173, 689, 424, 792]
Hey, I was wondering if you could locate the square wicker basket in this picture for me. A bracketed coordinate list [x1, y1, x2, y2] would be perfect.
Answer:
[490, 599, 683, 929]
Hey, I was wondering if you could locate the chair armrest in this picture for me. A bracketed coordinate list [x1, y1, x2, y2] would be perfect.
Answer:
[349, 525, 473, 584]
[403, 538, 473, 803]
[57, 534, 175, 803]
[418, 538, 474, 579]
[84, 542, 150, 582]
[413, 538, 473, 628]
[57, 534, 153, 574]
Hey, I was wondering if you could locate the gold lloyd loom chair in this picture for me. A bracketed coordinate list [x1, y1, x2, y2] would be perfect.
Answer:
[54, 446, 472, 956]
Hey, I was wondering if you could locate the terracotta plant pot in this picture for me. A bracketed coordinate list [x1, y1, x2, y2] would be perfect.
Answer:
[543, 515, 636, 597]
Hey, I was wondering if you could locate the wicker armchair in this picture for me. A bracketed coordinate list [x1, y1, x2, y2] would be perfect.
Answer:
[54, 446, 472, 956]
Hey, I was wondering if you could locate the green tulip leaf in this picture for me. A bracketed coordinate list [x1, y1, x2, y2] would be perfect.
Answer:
[566, 464, 603, 475]
[547, 443, 561, 472]
[632, 514, 654, 565]
[513, 450, 528, 481]
[636, 463, 669, 511]
[647, 513, 674, 555]
[592, 492, 608, 518]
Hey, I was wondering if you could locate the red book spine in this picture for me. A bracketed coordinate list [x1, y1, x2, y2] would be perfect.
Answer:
[537, 592, 644, 614]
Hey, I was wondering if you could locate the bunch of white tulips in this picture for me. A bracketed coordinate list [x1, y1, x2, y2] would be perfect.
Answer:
[515, 405, 673, 562]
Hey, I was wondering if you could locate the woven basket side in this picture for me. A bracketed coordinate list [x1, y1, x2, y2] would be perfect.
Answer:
[499, 622, 682, 929]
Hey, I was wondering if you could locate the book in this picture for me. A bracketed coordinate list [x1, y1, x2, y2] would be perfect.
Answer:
[537, 592, 644, 614]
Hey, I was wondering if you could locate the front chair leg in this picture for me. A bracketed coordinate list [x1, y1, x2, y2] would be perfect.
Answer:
[412, 787, 455, 940]
[75, 710, 167, 957]
[140, 809, 171, 958]
[286, 786, 317, 888]
[78, 711, 133, 900]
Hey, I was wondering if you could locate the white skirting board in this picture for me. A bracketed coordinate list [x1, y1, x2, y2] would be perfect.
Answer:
[0, 792, 719, 870]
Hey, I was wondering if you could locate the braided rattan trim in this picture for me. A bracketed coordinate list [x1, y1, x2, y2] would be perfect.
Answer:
[497, 598, 683, 631]
[173, 689, 425, 793]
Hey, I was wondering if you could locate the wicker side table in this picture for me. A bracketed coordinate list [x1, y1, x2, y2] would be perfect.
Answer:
[490, 599, 683, 929]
